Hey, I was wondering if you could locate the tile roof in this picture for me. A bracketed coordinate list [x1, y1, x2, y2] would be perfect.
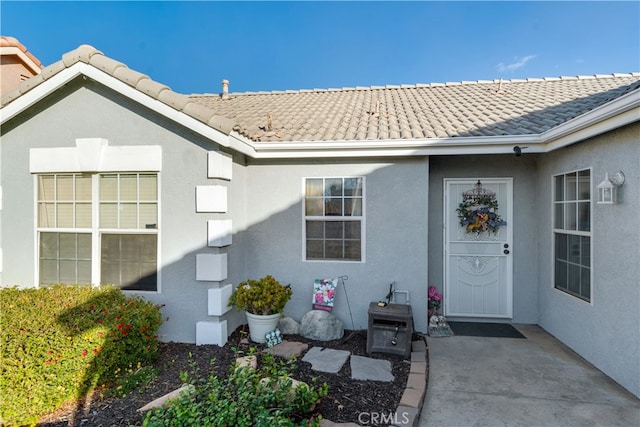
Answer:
[189, 75, 640, 142]
[1, 43, 639, 145]
[0, 36, 42, 68]
[0, 44, 235, 135]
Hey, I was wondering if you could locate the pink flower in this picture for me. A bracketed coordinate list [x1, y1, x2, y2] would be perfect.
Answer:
[428, 286, 442, 301]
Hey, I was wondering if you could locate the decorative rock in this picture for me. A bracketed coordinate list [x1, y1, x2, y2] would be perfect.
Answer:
[235, 355, 258, 371]
[300, 310, 344, 341]
[137, 385, 194, 412]
[278, 316, 301, 335]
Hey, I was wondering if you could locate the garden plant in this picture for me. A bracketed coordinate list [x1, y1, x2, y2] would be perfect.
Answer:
[0, 285, 164, 425]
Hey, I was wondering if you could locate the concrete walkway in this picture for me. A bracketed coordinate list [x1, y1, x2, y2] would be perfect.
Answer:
[419, 324, 640, 427]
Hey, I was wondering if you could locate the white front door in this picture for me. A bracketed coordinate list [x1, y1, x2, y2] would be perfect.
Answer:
[444, 178, 513, 318]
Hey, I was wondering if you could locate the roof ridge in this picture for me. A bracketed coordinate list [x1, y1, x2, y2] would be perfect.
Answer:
[190, 73, 640, 97]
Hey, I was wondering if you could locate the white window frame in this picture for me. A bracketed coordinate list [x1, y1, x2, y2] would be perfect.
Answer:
[302, 176, 365, 263]
[34, 172, 161, 293]
[552, 168, 592, 303]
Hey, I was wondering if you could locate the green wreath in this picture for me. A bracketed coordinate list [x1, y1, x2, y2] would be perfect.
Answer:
[457, 195, 506, 234]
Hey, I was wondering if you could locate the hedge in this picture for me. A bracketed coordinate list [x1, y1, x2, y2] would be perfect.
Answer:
[0, 285, 163, 426]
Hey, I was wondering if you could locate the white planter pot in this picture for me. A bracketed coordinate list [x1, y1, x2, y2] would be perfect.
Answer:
[245, 311, 281, 343]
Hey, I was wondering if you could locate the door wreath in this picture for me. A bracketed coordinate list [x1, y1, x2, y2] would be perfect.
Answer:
[456, 180, 506, 234]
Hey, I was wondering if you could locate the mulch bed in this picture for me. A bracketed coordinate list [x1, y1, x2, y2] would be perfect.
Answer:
[38, 326, 425, 426]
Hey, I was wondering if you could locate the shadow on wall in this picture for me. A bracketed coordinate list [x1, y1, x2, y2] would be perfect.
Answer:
[144, 159, 431, 343]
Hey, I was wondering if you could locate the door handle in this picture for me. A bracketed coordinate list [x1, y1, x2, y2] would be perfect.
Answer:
[503, 249, 510, 255]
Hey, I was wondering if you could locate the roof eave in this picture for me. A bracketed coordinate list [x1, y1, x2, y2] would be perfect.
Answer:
[249, 135, 544, 158]
[541, 88, 640, 150]
[0, 45, 42, 74]
[0, 62, 262, 156]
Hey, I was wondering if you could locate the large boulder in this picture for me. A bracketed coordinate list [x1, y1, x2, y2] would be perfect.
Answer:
[299, 310, 344, 341]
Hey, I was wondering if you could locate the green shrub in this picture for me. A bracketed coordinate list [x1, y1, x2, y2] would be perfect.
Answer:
[0, 285, 163, 426]
[228, 275, 293, 315]
[143, 352, 328, 427]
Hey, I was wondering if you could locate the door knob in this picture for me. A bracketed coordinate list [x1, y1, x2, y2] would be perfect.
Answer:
[503, 243, 509, 248]
[503, 249, 510, 254]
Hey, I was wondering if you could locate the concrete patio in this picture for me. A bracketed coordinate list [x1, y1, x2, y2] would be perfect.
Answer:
[419, 324, 640, 427]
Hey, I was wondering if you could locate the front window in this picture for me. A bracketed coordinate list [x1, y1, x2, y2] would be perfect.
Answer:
[553, 169, 591, 301]
[37, 173, 158, 291]
[304, 177, 364, 261]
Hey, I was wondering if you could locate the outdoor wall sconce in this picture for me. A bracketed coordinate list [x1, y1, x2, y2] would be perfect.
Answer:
[597, 171, 625, 204]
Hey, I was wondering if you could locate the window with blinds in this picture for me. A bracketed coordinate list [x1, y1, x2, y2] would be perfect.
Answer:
[37, 173, 158, 291]
[304, 177, 364, 261]
[553, 169, 591, 302]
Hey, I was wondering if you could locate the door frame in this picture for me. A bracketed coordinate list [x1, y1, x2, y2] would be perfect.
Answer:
[443, 177, 513, 319]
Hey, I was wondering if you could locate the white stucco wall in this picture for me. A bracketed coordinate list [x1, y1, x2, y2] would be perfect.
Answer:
[242, 158, 430, 332]
[0, 79, 247, 343]
[536, 123, 640, 398]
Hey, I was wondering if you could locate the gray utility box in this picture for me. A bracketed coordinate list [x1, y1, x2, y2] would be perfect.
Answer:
[367, 302, 413, 358]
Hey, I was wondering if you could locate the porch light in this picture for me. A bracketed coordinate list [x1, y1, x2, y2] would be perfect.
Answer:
[597, 171, 625, 205]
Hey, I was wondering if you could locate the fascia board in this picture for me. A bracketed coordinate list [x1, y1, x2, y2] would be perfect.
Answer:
[251, 135, 544, 159]
[1, 65, 80, 124]
[540, 90, 640, 150]
[544, 107, 639, 152]
[228, 132, 258, 157]
[249, 135, 543, 159]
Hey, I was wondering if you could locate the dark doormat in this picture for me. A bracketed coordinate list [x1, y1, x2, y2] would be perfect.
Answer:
[447, 321, 526, 339]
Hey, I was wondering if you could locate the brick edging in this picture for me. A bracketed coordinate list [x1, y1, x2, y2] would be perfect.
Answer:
[320, 337, 428, 427]
[391, 337, 428, 426]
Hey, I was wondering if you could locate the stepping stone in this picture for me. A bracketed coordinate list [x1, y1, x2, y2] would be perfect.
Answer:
[264, 340, 309, 359]
[350, 355, 394, 382]
[301, 346, 350, 373]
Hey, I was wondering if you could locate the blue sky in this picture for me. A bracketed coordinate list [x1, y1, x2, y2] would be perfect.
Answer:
[2, 1, 639, 94]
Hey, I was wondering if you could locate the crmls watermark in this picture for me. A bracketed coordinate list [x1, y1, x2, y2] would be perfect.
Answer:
[357, 411, 410, 425]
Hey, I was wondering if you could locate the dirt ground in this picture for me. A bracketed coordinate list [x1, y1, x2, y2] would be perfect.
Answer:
[38, 326, 423, 426]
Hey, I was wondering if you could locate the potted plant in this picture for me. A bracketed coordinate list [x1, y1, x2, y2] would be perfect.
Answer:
[428, 285, 442, 320]
[228, 275, 292, 343]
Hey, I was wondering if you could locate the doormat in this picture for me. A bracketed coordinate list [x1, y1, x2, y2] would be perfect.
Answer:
[447, 322, 526, 339]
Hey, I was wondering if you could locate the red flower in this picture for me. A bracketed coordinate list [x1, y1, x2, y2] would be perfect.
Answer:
[102, 309, 108, 315]
[116, 315, 121, 320]
[81, 350, 88, 357]
[97, 319, 103, 324]
[89, 304, 95, 310]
